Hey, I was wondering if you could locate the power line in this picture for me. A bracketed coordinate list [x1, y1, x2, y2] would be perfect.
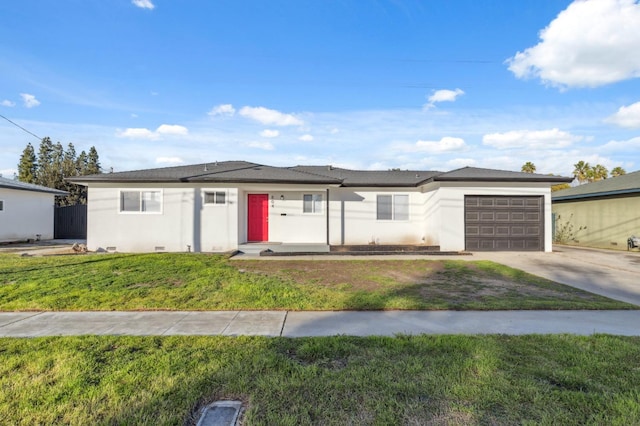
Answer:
[0, 113, 41, 141]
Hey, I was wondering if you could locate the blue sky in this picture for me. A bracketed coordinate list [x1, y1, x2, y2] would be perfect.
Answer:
[1, 0, 639, 177]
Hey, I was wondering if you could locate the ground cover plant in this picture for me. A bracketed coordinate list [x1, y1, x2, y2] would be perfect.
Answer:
[1, 334, 639, 425]
[0, 253, 634, 311]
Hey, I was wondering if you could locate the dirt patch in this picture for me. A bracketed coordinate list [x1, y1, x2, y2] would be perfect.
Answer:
[238, 260, 448, 291]
[235, 259, 598, 306]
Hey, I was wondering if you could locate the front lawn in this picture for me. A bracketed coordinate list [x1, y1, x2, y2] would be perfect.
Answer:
[0, 253, 634, 311]
[1, 335, 639, 424]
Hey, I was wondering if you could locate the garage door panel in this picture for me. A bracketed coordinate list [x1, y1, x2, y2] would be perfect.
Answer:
[480, 212, 495, 221]
[465, 196, 544, 251]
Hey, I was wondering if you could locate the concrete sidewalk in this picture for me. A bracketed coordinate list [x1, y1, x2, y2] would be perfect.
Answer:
[1, 310, 639, 337]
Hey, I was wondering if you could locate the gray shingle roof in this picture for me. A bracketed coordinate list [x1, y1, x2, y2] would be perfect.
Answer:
[434, 166, 573, 183]
[68, 161, 572, 187]
[291, 166, 442, 187]
[552, 170, 640, 201]
[69, 161, 342, 185]
[0, 177, 68, 195]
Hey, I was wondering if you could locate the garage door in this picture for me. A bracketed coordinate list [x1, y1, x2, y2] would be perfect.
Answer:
[465, 196, 544, 251]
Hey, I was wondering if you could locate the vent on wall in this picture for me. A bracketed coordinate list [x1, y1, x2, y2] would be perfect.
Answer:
[154, 246, 166, 252]
[106, 246, 117, 252]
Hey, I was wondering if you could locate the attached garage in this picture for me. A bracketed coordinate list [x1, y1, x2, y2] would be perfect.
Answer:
[465, 195, 544, 251]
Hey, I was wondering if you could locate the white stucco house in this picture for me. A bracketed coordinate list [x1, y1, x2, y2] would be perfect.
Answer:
[0, 177, 68, 242]
[69, 161, 572, 253]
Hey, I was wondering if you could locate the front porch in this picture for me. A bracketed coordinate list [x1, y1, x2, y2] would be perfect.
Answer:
[238, 242, 331, 255]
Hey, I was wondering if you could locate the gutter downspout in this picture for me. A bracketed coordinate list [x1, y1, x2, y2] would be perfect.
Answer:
[326, 188, 330, 246]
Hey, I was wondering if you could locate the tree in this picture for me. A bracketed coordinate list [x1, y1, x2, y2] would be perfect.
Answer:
[521, 162, 536, 173]
[551, 183, 571, 192]
[17, 142, 37, 183]
[589, 164, 608, 182]
[573, 161, 590, 183]
[86, 146, 101, 175]
[35, 137, 54, 187]
[611, 166, 626, 177]
[16, 138, 102, 205]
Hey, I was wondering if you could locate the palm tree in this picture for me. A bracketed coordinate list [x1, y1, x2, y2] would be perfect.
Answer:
[611, 166, 626, 177]
[521, 162, 536, 173]
[573, 161, 590, 183]
[590, 164, 608, 182]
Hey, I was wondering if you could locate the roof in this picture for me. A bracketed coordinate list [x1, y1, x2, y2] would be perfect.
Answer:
[552, 170, 640, 201]
[0, 177, 68, 195]
[68, 161, 572, 188]
[291, 166, 441, 187]
[433, 166, 573, 183]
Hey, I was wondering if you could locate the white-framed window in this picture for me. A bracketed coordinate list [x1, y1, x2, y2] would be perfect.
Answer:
[204, 191, 226, 205]
[303, 194, 322, 213]
[119, 190, 162, 213]
[0, 200, 4, 212]
[376, 194, 409, 221]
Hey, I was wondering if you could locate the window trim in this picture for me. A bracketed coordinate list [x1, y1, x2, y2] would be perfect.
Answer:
[302, 193, 323, 214]
[203, 190, 227, 206]
[118, 189, 163, 214]
[376, 194, 409, 221]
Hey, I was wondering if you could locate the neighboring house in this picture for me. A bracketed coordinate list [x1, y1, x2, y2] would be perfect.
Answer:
[68, 161, 571, 253]
[0, 177, 68, 242]
[552, 170, 640, 250]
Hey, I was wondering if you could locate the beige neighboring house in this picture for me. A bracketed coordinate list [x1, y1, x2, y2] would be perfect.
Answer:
[552, 170, 640, 250]
[69, 161, 571, 253]
[0, 177, 68, 242]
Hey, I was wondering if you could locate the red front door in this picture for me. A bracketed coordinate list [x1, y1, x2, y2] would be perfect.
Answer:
[247, 194, 269, 242]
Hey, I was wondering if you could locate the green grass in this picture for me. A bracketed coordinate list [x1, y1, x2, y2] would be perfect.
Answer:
[0, 253, 634, 311]
[1, 335, 639, 425]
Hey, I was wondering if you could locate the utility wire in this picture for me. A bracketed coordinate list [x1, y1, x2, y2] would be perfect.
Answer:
[0, 113, 41, 141]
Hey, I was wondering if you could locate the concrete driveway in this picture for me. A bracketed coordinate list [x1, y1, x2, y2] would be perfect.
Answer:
[472, 245, 640, 307]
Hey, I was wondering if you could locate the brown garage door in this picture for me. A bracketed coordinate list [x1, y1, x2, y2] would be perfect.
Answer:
[465, 196, 544, 251]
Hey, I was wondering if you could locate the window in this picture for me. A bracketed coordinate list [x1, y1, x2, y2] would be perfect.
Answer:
[0, 200, 3, 211]
[376, 194, 408, 220]
[120, 190, 161, 213]
[303, 194, 322, 213]
[204, 191, 226, 205]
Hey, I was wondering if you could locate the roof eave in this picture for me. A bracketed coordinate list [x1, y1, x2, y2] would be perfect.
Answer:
[553, 188, 640, 201]
[434, 177, 573, 183]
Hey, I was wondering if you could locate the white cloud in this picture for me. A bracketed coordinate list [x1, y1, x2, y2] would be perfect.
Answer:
[600, 136, 640, 151]
[239, 106, 303, 126]
[1, 100, 15, 107]
[605, 101, 640, 128]
[20, 93, 40, 108]
[132, 0, 154, 10]
[299, 134, 314, 142]
[425, 88, 464, 108]
[260, 129, 280, 138]
[415, 136, 466, 153]
[507, 0, 640, 88]
[117, 128, 158, 140]
[156, 157, 184, 164]
[397, 136, 467, 154]
[116, 124, 188, 140]
[330, 128, 339, 134]
[246, 141, 275, 150]
[482, 128, 582, 149]
[156, 124, 189, 135]
[208, 104, 236, 117]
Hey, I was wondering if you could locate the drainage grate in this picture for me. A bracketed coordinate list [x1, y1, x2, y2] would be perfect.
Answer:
[196, 400, 242, 426]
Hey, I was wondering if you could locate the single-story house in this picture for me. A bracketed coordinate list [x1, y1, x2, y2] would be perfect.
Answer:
[68, 161, 572, 253]
[0, 177, 68, 242]
[552, 170, 640, 250]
